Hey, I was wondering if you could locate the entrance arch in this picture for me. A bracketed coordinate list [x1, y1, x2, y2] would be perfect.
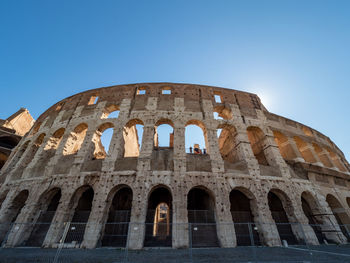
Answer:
[144, 186, 172, 247]
[101, 186, 132, 247]
[65, 186, 94, 244]
[268, 191, 298, 245]
[0, 190, 29, 244]
[187, 186, 219, 247]
[230, 189, 260, 245]
[326, 194, 350, 241]
[25, 188, 62, 246]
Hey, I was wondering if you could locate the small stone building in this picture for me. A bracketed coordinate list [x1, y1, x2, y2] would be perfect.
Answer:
[0, 83, 349, 249]
[0, 108, 34, 170]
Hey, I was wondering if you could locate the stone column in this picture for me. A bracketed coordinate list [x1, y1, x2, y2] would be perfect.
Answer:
[42, 190, 74, 247]
[173, 125, 186, 174]
[262, 132, 291, 178]
[206, 128, 225, 173]
[253, 197, 281, 246]
[214, 184, 236, 247]
[172, 181, 189, 248]
[81, 183, 108, 248]
[286, 137, 305, 162]
[127, 184, 147, 249]
[233, 130, 260, 177]
[136, 125, 154, 171]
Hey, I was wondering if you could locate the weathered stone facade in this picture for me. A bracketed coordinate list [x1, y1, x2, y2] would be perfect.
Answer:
[0, 83, 349, 249]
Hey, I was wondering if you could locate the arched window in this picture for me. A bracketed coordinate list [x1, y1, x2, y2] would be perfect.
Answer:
[185, 120, 208, 154]
[247, 127, 268, 165]
[123, 119, 143, 157]
[101, 104, 120, 119]
[217, 124, 239, 164]
[312, 144, 333, 168]
[294, 137, 317, 163]
[63, 124, 88, 155]
[213, 106, 232, 120]
[273, 131, 297, 161]
[92, 123, 114, 159]
[154, 119, 174, 148]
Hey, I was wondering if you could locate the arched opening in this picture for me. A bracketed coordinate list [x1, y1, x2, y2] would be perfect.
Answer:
[187, 187, 219, 247]
[302, 126, 313, 137]
[301, 192, 326, 244]
[101, 186, 132, 247]
[217, 124, 239, 165]
[0, 136, 18, 150]
[0, 190, 29, 243]
[154, 119, 174, 148]
[92, 123, 114, 159]
[230, 189, 260, 246]
[101, 104, 120, 119]
[273, 131, 297, 161]
[63, 123, 88, 155]
[185, 120, 208, 154]
[213, 105, 232, 120]
[326, 194, 350, 241]
[145, 187, 172, 247]
[25, 188, 62, 246]
[21, 133, 46, 166]
[326, 149, 347, 172]
[268, 191, 298, 245]
[246, 127, 269, 165]
[65, 186, 94, 244]
[44, 128, 65, 151]
[294, 137, 317, 163]
[312, 144, 333, 168]
[123, 119, 143, 157]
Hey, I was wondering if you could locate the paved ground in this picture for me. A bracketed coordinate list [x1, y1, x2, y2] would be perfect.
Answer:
[0, 244, 350, 263]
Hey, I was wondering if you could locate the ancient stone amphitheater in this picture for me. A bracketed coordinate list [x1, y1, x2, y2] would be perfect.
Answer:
[0, 83, 349, 249]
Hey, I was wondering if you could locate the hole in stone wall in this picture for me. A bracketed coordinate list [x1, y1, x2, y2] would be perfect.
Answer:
[185, 121, 208, 154]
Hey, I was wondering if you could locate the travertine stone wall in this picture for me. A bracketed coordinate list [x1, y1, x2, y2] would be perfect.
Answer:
[0, 83, 349, 249]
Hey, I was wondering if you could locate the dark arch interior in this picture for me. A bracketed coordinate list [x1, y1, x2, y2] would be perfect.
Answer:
[268, 191, 297, 245]
[0, 190, 29, 244]
[145, 187, 172, 247]
[187, 187, 219, 247]
[230, 190, 260, 246]
[25, 189, 62, 247]
[101, 187, 132, 247]
[326, 194, 350, 241]
[0, 136, 18, 149]
[65, 187, 94, 243]
[301, 196, 326, 244]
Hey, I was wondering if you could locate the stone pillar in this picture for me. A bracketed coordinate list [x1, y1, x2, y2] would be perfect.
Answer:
[173, 125, 186, 174]
[233, 130, 260, 176]
[127, 184, 147, 249]
[253, 197, 281, 246]
[42, 190, 74, 247]
[206, 128, 225, 173]
[136, 125, 154, 171]
[172, 181, 189, 248]
[102, 124, 124, 171]
[262, 132, 291, 178]
[214, 184, 236, 247]
[286, 137, 305, 162]
[81, 184, 108, 248]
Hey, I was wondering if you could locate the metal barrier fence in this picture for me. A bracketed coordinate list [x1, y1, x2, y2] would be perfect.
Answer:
[0, 222, 350, 262]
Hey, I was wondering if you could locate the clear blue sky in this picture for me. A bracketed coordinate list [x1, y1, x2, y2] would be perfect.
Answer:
[1, 0, 349, 160]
